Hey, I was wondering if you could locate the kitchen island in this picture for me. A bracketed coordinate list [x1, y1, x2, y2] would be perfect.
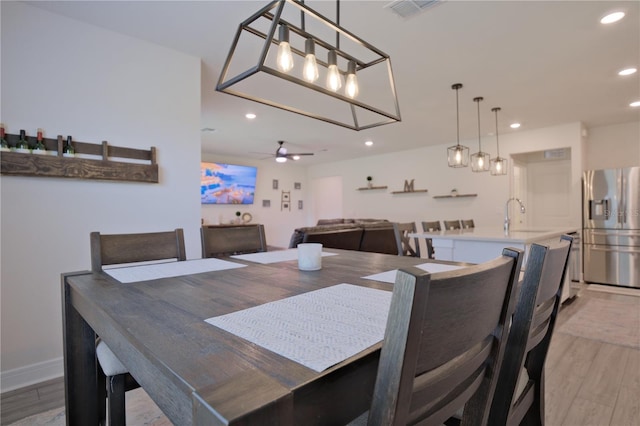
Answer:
[410, 227, 579, 302]
[411, 227, 577, 263]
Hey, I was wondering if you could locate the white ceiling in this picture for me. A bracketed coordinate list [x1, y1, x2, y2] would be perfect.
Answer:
[28, 0, 640, 165]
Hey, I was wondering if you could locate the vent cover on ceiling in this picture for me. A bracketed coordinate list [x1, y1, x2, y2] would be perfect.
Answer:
[384, 0, 445, 19]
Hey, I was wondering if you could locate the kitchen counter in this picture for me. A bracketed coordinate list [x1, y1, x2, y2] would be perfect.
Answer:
[411, 227, 576, 245]
[410, 226, 578, 302]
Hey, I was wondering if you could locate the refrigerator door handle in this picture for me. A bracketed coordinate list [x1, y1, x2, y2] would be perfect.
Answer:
[590, 246, 640, 254]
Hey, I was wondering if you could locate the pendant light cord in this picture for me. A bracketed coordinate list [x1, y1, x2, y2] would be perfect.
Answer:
[336, 0, 340, 49]
[494, 108, 500, 157]
[456, 87, 460, 145]
[475, 97, 483, 152]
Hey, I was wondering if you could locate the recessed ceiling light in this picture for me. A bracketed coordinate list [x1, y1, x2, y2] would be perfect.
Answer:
[630, 101, 640, 107]
[510, 123, 521, 129]
[619, 67, 637, 76]
[292, 155, 301, 160]
[600, 11, 625, 24]
[365, 140, 373, 146]
[245, 113, 256, 119]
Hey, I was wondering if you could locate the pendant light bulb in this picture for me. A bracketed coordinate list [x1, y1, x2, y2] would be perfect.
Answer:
[345, 61, 359, 98]
[302, 38, 319, 83]
[455, 148, 462, 164]
[326, 50, 342, 92]
[277, 25, 294, 73]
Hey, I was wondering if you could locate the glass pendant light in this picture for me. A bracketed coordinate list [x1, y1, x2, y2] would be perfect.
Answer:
[471, 96, 490, 172]
[302, 38, 319, 83]
[277, 25, 294, 73]
[345, 60, 359, 98]
[326, 50, 343, 92]
[447, 83, 469, 167]
[490, 107, 507, 176]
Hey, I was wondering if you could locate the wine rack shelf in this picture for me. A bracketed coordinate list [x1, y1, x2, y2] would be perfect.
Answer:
[1, 133, 158, 183]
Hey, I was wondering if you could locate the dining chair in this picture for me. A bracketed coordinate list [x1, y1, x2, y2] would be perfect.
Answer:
[421, 220, 442, 232]
[444, 219, 462, 230]
[392, 222, 421, 257]
[357, 247, 523, 426]
[201, 224, 267, 258]
[90, 228, 187, 426]
[462, 219, 475, 229]
[420, 221, 441, 259]
[487, 235, 573, 426]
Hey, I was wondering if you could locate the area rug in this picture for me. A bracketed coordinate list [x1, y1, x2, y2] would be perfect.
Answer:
[557, 297, 640, 349]
[7, 388, 172, 426]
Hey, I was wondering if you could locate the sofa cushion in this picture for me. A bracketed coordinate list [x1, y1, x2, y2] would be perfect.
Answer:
[302, 227, 364, 251]
[359, 223, 397, 255]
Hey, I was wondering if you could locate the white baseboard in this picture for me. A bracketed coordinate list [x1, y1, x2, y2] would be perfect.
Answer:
[1, 357, 64, 393]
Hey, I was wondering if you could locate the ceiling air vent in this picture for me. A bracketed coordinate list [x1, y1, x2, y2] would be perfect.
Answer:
[384, 0, 445, 19]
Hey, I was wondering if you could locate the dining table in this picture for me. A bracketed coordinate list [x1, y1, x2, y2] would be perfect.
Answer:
[62, 248, 469, 426]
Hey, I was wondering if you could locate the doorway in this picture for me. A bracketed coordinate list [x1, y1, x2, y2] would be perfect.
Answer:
[511, 148, 573, 229]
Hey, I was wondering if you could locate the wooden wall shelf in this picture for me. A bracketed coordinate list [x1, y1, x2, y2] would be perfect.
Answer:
[433, 194, 478, 199]
[1, 133, 158, 183]
[391, 189, 428, 194]
[357, 186, 387, 191]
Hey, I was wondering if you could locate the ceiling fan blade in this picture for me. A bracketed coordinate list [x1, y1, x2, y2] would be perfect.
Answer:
[288, 153, 314, 156]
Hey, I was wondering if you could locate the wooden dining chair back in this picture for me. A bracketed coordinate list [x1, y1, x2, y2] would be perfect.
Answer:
[90, 228, 186, 426]
[366, 247, 524, 426]
[201, 224, 266, 258]
[421, 221, 442, 232]
[420, 221, 441, 259]
[488, 235, 573, 426]
[444, 220, 462, 230]
[91, 228, 186, 271]
[462, 219, 475, 229]
[392, 222, 421, 257]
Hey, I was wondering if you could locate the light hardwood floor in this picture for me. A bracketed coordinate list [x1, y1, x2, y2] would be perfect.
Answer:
[1, 284, 639, 425]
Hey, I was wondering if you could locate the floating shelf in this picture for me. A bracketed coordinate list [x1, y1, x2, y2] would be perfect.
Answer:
[391, 189, 428, 194]
[433, 193, 478, 199]
[1, 133, 158, 183]
[357, 186, 387, 190]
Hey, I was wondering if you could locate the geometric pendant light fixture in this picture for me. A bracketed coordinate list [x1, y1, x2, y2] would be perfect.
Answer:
[490, 107, 508, 175]
[447, 83, 469, 167]
[470, 96, 490, 172]
[216, 0, 401, 131]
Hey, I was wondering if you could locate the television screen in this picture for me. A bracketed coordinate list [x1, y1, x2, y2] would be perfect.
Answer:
[201, 162, 257, 204]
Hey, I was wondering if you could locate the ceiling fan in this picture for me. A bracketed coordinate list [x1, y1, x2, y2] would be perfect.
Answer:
[272, 140, 314, 163]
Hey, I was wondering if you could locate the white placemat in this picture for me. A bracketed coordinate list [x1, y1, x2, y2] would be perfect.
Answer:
[363, 262, 465, 284]
[105, 258, 246, 283]
[205, 284, 392, 372]
[231, 248, 338, 264]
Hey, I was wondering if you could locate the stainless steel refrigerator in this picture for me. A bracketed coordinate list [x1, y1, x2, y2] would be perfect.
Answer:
[583, 167, 640, 287]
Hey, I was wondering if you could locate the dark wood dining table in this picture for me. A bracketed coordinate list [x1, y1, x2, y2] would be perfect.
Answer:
[62, 249, 466, 425]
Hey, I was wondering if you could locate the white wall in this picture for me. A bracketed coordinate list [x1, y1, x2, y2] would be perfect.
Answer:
[200, 154, 309, 248]
[0, 2, 201, 391]
[307, 122, 585, 234]
[585, 121, 640, 170]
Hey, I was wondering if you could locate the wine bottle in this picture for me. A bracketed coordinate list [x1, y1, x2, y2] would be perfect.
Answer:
[0, 124, 9, 152]
[63, 136, 75, 158]
[15, 129, 30, 153]
[33, 128, 47, 155]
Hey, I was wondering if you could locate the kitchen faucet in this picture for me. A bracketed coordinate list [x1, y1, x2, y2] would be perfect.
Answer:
[505, 197, 526, 232]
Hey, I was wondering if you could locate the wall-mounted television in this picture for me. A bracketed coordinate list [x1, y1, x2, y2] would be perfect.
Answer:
[201, 162, 257, 204]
